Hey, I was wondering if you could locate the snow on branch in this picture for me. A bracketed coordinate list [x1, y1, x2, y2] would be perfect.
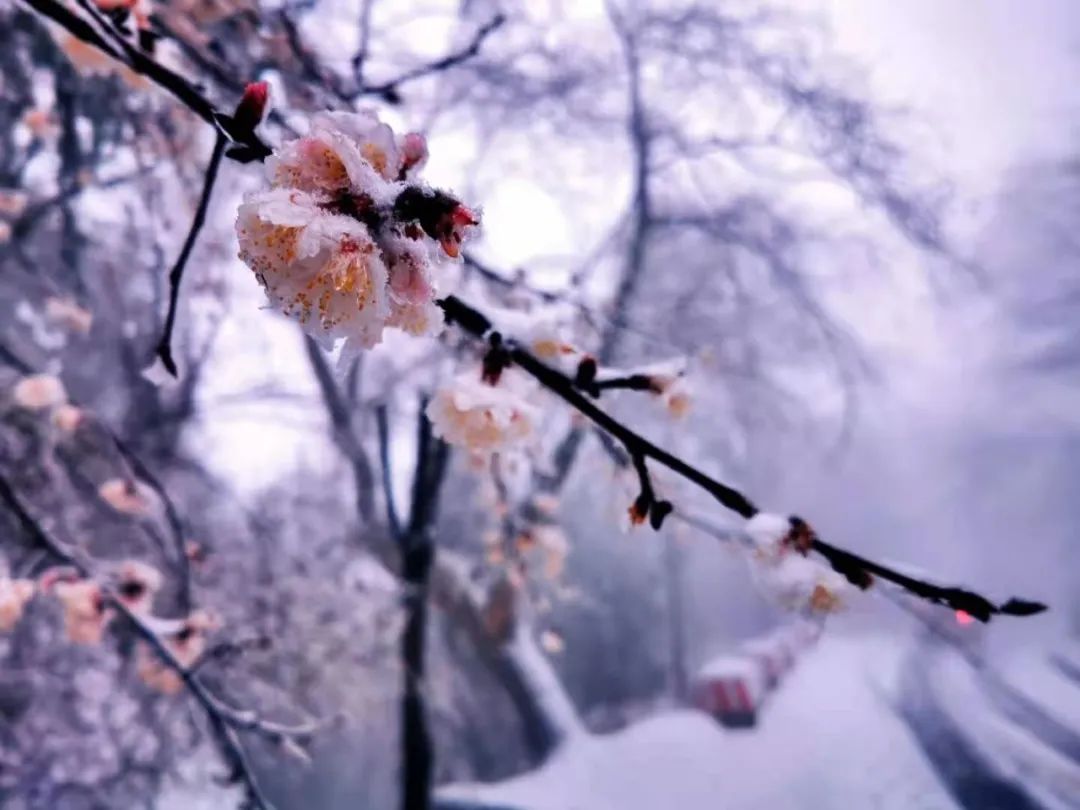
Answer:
[19, 0, 1047, 636]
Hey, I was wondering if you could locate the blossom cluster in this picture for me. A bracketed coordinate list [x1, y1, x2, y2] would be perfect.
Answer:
[236, 110, 478, 357]
[37, 562, 220, 694]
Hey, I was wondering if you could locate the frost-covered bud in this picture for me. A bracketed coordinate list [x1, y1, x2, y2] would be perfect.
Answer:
[44, 297, 93, 334]
[12, 374, 67, 411]
[398, 132, 429, 179]
[54, 580, 112, 645]
[137, 610, 219, 694]
[744, 512, 793, 562]
[237, 188, 390, 352]
[232, 81, 270, 135]
[51, 404, 85, 434]
[0, 577, 35, 632]
[427, 368, 540, 454]
[533, 524, 570, 579]
[435, 203, 479, 259]
[641, 360, 691, 417]
[98, 478, 158, 518]
[113, 560, 163, 615]
[658, 377, 691, 418]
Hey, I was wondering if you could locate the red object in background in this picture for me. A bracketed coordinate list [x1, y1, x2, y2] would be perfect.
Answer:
[692, 656, 766, 729]
[955, 609, 974, 626]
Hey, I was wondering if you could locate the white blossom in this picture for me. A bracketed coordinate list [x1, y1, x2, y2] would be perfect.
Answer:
[427, 368, 540, 454]
[237, 188, 390, 351]
[744, 511, 792, 561]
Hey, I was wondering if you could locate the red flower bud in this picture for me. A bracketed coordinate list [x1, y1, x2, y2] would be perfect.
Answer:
[232, 81, 270, 134]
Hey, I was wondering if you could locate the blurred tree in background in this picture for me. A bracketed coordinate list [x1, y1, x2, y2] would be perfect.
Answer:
[0, 1, 1045, 809]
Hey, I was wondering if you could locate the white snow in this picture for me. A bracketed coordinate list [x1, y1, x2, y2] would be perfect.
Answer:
[1001, 645, 1080, 734]
[927, 647, 1080, 810]
[439, 635, 957, 810]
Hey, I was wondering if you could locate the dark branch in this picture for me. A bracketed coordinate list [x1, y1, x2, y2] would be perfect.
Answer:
[0, 474, 278, 810]
[438, 294, 1046, 623]
[156, 133, 226, 377]
[362, 14, 505, 102]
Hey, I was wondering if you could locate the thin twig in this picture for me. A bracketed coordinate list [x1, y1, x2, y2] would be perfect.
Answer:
[0, 473, 278, 809]
[156, 132, 226, 376]
[439, 294, 1046, 623]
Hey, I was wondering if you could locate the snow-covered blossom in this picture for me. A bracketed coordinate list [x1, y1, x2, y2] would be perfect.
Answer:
[237, 188, 390, 352]
[51, 403, 85, 434]
[267, 110, 402, 193]
[113, 560, 163, 615]
[427, 368, 540, 454]
[744, 512, 850, 615]
[751, 553, 850, 615]
[744, 512, 793, 561]
[657, 376, 691, 418]
[98, 478, 158, 518]
[53, 580, 112, 645]
[11, 373, 67, 411]
[237, 110, 476, 353]
[0, 576, 35, 632]
[637, 358, 691, 417]
[137, 610, 219, 694]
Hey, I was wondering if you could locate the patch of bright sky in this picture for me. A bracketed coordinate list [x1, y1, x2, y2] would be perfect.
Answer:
[196, 0, 1080, 491]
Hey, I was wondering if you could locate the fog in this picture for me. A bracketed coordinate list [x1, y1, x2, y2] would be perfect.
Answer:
[1, 1, 1078, 808]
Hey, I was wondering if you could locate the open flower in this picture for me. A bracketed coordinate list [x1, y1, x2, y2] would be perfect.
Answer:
[0, 577, 35, 632]
[12, 374, 67, 411]
[428, 368, 540, 454]
[53, 580, 112, 644]
[237, 188, 391, 351]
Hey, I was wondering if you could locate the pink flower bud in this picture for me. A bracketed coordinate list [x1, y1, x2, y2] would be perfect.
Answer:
[232, 81, 270, 133]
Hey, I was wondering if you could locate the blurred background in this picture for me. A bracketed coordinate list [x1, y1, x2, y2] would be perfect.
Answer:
[1, 0, 1078, 808]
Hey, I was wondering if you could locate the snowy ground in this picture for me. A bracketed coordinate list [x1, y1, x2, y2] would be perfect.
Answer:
[439, 634, 959, 810]
[1001, 643, 1080, 737]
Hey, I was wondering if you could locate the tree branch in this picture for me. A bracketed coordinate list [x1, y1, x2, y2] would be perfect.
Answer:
[156, 132, 226, 377]
[0, 473, 283, 810]
[439, 294, 1046, 623]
